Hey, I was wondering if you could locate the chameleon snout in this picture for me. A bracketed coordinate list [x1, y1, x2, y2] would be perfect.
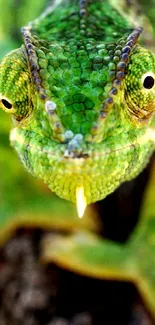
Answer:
[63, 132, 89, 158]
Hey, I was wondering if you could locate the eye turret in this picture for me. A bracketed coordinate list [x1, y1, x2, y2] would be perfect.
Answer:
[124, 46, 155, 123]
[0, 48, 32, 121]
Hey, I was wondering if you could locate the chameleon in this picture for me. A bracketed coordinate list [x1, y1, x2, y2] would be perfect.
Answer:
[1, 0, 155, 321]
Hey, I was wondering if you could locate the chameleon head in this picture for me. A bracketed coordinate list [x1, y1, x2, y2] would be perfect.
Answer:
[1, 40, 155, 209]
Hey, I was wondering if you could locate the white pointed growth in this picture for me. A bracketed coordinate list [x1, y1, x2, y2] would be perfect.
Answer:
[76, 185, 87, 219]
[45, 100, 57, 113]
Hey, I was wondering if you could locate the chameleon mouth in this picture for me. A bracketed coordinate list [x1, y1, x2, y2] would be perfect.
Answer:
[64, 151, 89, 159]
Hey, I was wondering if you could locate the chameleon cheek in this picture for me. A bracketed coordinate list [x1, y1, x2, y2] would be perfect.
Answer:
[124, 89, 155, 123]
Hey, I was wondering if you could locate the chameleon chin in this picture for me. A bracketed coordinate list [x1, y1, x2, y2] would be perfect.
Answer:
[1, 0, 155, 211]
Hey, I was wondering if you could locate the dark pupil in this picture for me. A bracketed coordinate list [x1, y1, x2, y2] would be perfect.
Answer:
[2, 99, 12, 109]
[143, 76, 155, 89]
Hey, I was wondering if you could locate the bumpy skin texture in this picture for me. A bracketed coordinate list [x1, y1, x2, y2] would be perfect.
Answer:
[1, 0, 155, 204]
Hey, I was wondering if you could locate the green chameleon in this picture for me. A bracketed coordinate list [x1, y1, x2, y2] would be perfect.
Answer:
[1, 0, 155, 320]
[1, 0, 155, 208]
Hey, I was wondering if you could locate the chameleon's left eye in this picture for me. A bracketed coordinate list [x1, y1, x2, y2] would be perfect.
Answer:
[143, 76, 155, 89]
[124, 48, 155, 123]
[1, 99, 12, 109]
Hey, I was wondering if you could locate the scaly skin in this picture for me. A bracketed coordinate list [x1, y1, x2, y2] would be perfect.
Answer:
[1, 0, 155, 205]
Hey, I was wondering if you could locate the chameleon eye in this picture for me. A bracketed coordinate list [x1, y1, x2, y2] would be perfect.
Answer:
[1, 98, 12, 109]
[143, 75, 155, 89]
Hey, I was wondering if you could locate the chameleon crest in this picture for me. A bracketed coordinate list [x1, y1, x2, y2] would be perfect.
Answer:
[0, 0, 155, 207]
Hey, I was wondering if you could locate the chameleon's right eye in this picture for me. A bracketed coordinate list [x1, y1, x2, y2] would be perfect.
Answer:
[1, 99, 12, 109]
[0, 97, 14, 113]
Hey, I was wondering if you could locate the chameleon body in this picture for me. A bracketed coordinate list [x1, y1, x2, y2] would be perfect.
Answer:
[1, 0, 155, 205]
